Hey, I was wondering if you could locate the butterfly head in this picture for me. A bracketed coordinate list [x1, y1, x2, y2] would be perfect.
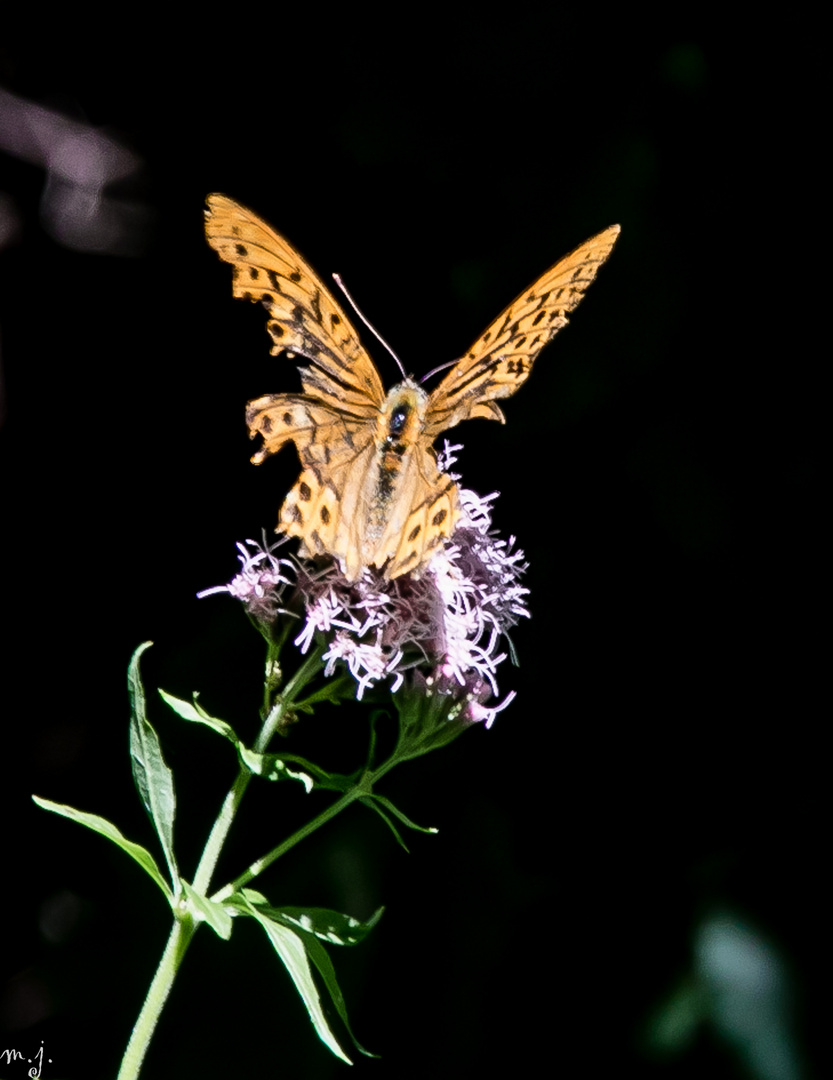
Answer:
[378, 379, 428, 451]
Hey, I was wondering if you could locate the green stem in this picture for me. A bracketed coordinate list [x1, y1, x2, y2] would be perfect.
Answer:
[116, 918, 195, 1080]
[212, 784, 366, 902]
[255, 643, 328, 753]
[117, 643, 326, 1080]
[212, 749, 409, 902]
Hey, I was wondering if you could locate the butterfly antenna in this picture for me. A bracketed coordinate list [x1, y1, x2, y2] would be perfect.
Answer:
[420, 358, 461, 384]
[333, 272, 408, 381]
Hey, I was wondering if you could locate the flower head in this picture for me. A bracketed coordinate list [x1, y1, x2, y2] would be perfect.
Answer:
[199, 452, 529, 727]
[197, 537, 294, 624]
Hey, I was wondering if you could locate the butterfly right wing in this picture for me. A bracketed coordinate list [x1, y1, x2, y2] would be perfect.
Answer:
[205, 194, 385, 416]
[425, 224, 620, 436]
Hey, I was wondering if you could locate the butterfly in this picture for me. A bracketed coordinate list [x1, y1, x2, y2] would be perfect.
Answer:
[205, 194, 619, 581]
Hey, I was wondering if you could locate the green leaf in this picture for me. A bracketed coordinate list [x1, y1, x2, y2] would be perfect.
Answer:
[262, 905, 384, 947]
[235, 892, 380, 1058]
[293, 672, 356, 713]
[128, 642, 178, 889]
[360, 797, 410, 852]
[365, 793, 438, 835]
[158, 687, 343, 796]
[31, 797, 172, 900]
[158, 689, 240, 743]
[294, 925, 378, 1058]
[181, 880, 233, 940]
[356, 791, 438, 852]
[239, 895, 352, 1064]
[238, 748, 316, 791]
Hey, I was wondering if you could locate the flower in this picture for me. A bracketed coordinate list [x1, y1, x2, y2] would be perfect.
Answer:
[197, 537, 294, 624]
[199, 450, 529, 726]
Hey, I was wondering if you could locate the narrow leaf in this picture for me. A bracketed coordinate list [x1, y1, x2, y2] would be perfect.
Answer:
[296, 929, 378, 1058]
[366, 793, 438, 835]
[32, 797, 171, 900]
[237, 894, 381, 1058]
[159, 688, 338, 796]
[359, 797, 410, 852]
[158, 689, 239, 743]
[237, 747, 314, 791]
[242, 898, 352, 1064]
[264, 905, 384, 947]
[128, 642, 178, 888]
[181, 880, 233, 940]
[293, 672, 356, 712]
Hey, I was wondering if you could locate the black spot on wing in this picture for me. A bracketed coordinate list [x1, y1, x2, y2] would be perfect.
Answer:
[443, 358, 503, 402]
[311, 290, 323, 326]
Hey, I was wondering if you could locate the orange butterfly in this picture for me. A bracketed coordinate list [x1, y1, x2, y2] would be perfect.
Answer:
[205, 194, 619, 580]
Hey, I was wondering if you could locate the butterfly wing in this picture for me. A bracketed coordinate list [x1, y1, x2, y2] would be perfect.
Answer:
[367, 447, 459, 579]
[246, 391, 378, 576]
[205, 194, 385, 414]
[425, 224, 620, 436]
[208, 198, 619, 581]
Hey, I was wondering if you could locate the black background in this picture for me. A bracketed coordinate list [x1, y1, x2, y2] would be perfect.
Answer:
[0, 16, 824, 1080]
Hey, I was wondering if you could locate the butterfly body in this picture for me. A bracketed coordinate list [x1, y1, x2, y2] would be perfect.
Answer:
[206, 194, 619, 581]
[370, 381, 429, 541]
[248, 378, 456, 579]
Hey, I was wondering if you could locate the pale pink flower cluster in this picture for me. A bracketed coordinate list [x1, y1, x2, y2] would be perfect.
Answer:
[199, 450, 529, 726]
[197, 538, 294, 623]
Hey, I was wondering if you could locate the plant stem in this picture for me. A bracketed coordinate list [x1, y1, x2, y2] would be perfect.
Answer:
[212, 748, 408, 901]
[117, 643, 327, 1079]
[212, 784, 366, 901]
[116, 918, 195, 1080]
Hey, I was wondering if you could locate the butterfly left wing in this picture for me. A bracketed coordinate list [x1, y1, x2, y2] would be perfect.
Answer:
[425, 224, 620, 436]
[245, 393, 372, 467]
[205, 194, 385, 415]
[246, 391, 379, 575]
